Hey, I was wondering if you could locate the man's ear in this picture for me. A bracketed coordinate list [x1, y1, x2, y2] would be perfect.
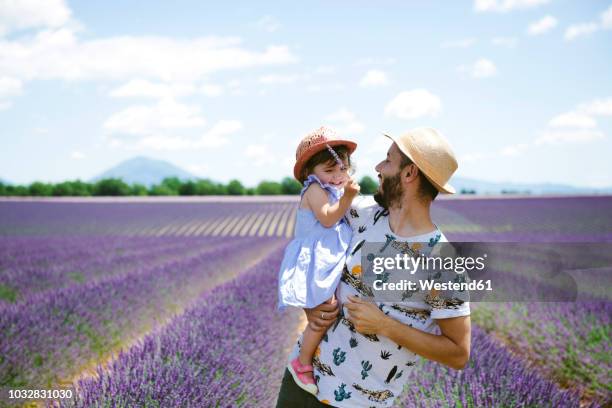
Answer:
[403, 163, 419, 182]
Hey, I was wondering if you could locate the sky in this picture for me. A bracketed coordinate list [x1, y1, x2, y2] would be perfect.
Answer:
[0, 0, 611, 188]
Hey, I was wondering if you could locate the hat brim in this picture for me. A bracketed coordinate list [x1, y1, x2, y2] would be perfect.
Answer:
[382, 133, 455, 194]
[293, 139, 357, 181]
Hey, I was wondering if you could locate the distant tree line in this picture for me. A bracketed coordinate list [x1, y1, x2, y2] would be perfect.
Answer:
[0, 176, 380, 196]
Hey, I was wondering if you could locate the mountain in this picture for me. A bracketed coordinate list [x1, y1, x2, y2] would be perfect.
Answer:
[90, 156, 198, 187]
[450, 176, 612, 195]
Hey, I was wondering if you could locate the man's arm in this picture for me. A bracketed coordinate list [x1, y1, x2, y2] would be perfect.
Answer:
[344, 295, 471, 370]
[380, 312, 471, 370]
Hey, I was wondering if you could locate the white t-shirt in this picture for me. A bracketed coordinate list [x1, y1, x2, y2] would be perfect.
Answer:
[286, 195, 471, 407]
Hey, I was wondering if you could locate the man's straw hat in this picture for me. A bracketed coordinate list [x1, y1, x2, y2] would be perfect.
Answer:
[383, 127, 458, 194]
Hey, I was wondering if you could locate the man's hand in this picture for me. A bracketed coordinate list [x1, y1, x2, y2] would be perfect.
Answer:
[344, 295, 390, 335]
[303, 297, 340, 332]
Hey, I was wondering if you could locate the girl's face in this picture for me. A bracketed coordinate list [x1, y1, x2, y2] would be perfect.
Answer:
[312, 158, 351, 188]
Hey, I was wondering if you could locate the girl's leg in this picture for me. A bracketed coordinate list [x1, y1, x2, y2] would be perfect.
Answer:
[298, 294, 336, 368]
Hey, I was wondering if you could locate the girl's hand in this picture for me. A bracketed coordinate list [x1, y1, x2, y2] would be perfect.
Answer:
[343, 177, 360, 200]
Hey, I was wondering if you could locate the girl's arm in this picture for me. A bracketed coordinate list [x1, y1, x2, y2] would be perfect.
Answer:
[303, 183, 355, 228]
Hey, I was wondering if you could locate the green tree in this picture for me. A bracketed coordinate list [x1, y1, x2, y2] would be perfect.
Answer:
[130, 183, 149, 196]
[0, 182, 5, 196]
[148, 184, 175, 196]
[178, 180, 197, 196]
[227, 179, 245, 195]
[52, 181, 74, 196]
[28, 181, 53, 196]
[359, 176, 378, 195]
[92, 178, 131, 196]
[281, 177, 302, 195]
[160, 177, 181, 195]
[256, 181, 282, 195]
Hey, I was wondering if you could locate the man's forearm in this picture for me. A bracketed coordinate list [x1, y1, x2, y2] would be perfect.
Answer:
[379, 316, 469, 370]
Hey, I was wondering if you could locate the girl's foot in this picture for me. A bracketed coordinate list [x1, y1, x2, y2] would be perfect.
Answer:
[287, 357, 318, 396]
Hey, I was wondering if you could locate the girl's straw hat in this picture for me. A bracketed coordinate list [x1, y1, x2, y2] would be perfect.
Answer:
[293, 126, 357, 181]
[383, 127, 458, 194]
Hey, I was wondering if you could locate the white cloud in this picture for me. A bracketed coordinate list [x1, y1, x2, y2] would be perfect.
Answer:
[258, 74, 301, 84]
[112, 119, 242, 151]
[384, 89, 442, 120]
[459, 58, 497, 78]
[0, 76, 22, 107]
[0, 76, 22, 97]
[254, 16, 281, 33]
[535, 129, 605, 145]
[564, 22, 599, 40]
[564, 5, 612, 41]
[548, 111, 597, 128]
[244, 144, 275, 167]
[325, 108, 365, 134]
[200, 83, 224, 97]
[602, 5, 612, 29]
[104, 98, 206, 136]
[109, 79, 195, 99]
[354, 57, 396, 66]
[314, 65, 336, 75]
[491, 36, 519, 47]
[359, 69, 388, 87]
[527, 15, 557, 35]
[185, 163, 209, 176]
[474, 0, 549, 13]
[71, 151, 85, 159]
[578, 98, 612, 116]
[440, 38, 476, 48]
[200, 119, 243, 147]
[0, 28, 297, 83]
[500, 143, 529, 156]
[0, 0, 72, 35]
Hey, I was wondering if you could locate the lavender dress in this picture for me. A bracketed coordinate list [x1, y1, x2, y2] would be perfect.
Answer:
[277, 174, 353, 312]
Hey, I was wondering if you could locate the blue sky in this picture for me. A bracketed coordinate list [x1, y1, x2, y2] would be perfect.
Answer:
[1, 0, 611, 188]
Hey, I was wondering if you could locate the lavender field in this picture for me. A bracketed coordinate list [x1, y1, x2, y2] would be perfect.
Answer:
[0, 195, 610, 407]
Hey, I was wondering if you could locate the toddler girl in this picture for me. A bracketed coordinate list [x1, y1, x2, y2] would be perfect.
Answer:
[277, 126, 360, 396]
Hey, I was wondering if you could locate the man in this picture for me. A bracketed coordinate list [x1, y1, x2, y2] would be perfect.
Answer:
[276, 127, 471, 407]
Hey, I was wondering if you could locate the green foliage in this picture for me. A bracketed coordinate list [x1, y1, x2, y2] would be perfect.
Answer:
[130, 183, 148, 196]
[1, 174, 384, 196]
[227, 179, 246, 195]
[0, 284, 17, 302]
[28, 181, 54, 196]
[281, 177, 302, 195]
[256, 181, 282, 195]
[358, 176, 378, 194]
[92, 178, 131, 196]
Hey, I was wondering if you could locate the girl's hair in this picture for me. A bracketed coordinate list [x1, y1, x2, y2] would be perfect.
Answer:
[298, 145, 354, 184]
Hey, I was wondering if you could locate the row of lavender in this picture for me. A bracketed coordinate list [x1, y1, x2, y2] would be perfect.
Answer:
[60, 247, 590, 408]
[0, 234, 285, 395]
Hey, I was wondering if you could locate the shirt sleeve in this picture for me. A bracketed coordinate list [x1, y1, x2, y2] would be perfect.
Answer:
[431, 301, 471, 319]
[428, 231, 471, 319]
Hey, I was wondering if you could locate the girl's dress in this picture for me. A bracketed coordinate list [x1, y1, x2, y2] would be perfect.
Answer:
[277, 174, 353, 312]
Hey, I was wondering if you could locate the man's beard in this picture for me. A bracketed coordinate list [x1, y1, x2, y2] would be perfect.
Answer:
[373, 171, 404, 210]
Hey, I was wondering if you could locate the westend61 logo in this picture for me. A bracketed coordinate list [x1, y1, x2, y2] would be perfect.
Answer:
[360, 242, 610, 303]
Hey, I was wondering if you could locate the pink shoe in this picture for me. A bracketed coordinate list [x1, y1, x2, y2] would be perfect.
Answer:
[287, 357, 318, 396]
